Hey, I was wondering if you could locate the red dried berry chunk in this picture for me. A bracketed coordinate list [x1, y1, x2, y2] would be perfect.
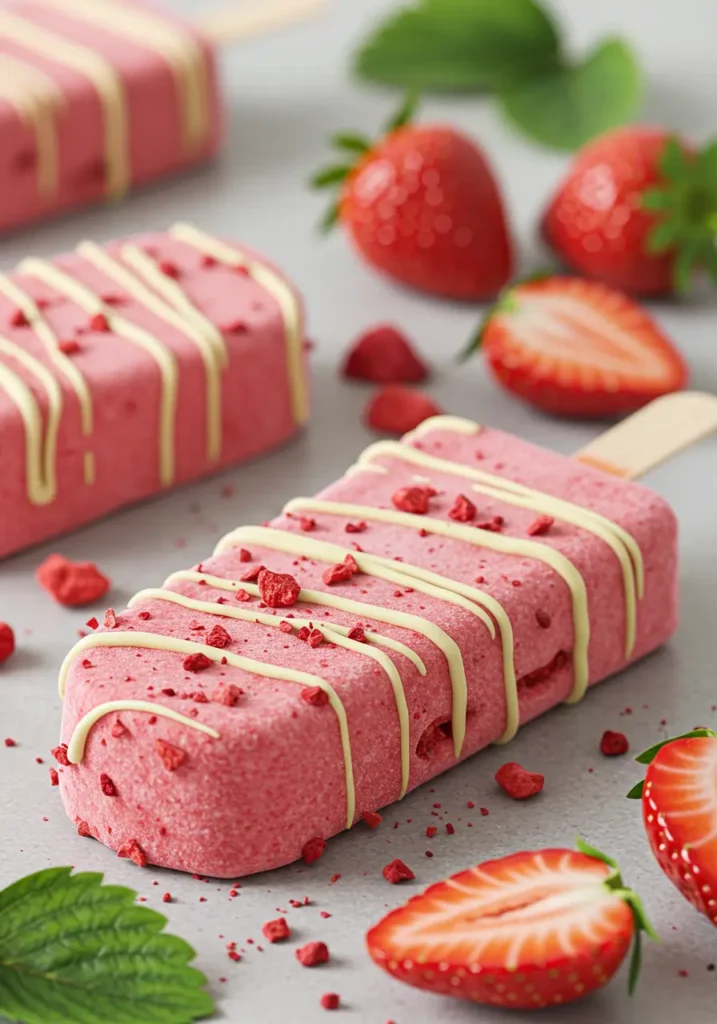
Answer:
[477, 516, 504, 533]
[528, 515, 555, 536]
[36, 554, 110, 607]
[600, 730, 629, 756]
[279, 620, 293, 634]
[239, 548, 252, 563]
[103, 608, 117, 629]
[58, 339, 81, 355]
[49, 767, 59, 786]
[183, 652, 212, 672]
[159, 260, 180, 279]
[495, 761, 544, 800]
[322, 562, 353, 586]
[391, 486, 435, 515]
[383, 858, 415, 884]
[343, 324, 429, 384]
[206, 624, 232, 649]
[156, 739, 187, 772]
[117, 838, 147, 867]
[99, 773, 117, 796]
[258, 568, 301, 608]
[296, 941, 330, 967]
[9, 307, 29, 327]
[301, 686, 329, 707]
[345, 521, 366, 534]
[362, 810, 382, 828]
[212, 682, 243, 707]
[90, 312, 110, 332]
[302, 836, 327, 864]
[77, 820, 93, 837]
[0, 622, 15, 663]
[240, 564, 263, 582]
[320, 994, 340, 1011]
[308, 629, 324, 648]
[365, 385, 443, 435]
[262, 917, 290, 943]
[448, 494, 477, 523]
[51, 744, 71, 767]
[297, 516, 316, 532]
[348, 626, 367, 643]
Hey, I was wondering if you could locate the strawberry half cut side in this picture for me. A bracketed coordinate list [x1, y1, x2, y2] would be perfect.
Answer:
[628, 729, 717, 924]
[366, 839, 656, 1010]
[462, 276, 688, 418]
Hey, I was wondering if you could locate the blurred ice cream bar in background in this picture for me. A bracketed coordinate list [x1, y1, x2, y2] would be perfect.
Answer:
[0, 0, 326, 233]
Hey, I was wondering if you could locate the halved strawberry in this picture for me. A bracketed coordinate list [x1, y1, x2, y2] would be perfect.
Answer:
[628, 729, 717, 925]
[463, 276, 688, 418]
[366, 840, 655, 1010]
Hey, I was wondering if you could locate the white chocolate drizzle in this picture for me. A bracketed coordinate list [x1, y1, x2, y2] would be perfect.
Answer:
[59, 631, 357, 828]
[169, 223, 309, 427]
[0, 54, 64, 195]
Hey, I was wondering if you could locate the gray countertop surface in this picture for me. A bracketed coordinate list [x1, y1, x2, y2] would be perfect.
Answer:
[1, 0, 717, 1021]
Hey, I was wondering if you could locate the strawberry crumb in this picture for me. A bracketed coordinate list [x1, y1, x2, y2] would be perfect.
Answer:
[258, 568, 300, 608]
[4, 737, 17, 747]
[528, 515, 555, 536]
[391, 486, 435, 515]
[262, 918, 290, 943]
[206, 624, 232, 649]
[426, 826, 437, 838]
[383, 859, 415, 884]
[228, 950, 241, 962]
[212, 682, 243, 707]
[600, 730, 629, 756]
[99, 773, 117, 796]
[183, 652, 212, 672]
[77, 820, 92, 837]
[495, 762, 544, 800]
[49, 768, 59, 786]
[0, 623, 15, 663]
[345, 521, 366, 534]
[302, 837, 327, 864]
[103, 608, 117, 629]
[162, 893, 172, 903]
[348, 626, 367, 643]
[323, 562, 354, 586]
[117, 838, 147, 867]
[362, 810, 382, 828]
[36, 554, 110, 606]
[296, 941, 330, 967]
[448, 494, 477, 523]
[85, 617, 99, 630]
[156, 739, 187, 772]
[239, 548, 252, 563]
[320, 993, 340, 1011]
[301, 686, 329, 707]
[51, 743, 71, 766]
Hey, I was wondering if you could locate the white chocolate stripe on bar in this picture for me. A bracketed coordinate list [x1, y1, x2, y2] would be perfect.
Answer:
[283, 499, 591, 707]
[0, 272, 95, 485]
[130, 587, 413, 797]
[20, 258, 178, 487]
[357, 439, 643, 658]
[0, 336, 62, 505]
[403, 415, 483, 442]
[59, 631, 356, 828]
[0, 54, 64, 195]
[33, 0, 210, 152]
[77, 241, 224, 464]
[0, 10, 129, 198]
[169, 223, 309, 427]
[213, 525, 506, 750]
[67, 700, 219, 764]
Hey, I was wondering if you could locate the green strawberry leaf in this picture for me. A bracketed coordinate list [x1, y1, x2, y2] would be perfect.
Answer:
[626, 780, 645, 800]
[499, 37, 643, 151]
[309, 164, 353, 189]
[0, 867, 214, 1024]
[330, 133, 371, 156]
[354, 0, 561, 94]
[634, 728, 715, 764]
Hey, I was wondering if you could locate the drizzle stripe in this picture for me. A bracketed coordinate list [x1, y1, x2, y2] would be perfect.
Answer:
[130, 586, 413, 797]
[0, 10, 129, 197]
[20, 258, 178, 487]
[0, 54, 63, 194]
[67, 700, 219, 764]
[59, 631, 356, 827]
[283, 498, 591, 706]
[403, 415, 482, 441]
[169, 223, 308, 427]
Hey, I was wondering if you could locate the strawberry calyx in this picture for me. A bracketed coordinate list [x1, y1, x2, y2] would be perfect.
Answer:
[458, 269, 555, 361]
[643, 137, 717, 291]
[626, 728, 716, 800]
[309, 92, 420, 232]
[575, 838, 658, 995]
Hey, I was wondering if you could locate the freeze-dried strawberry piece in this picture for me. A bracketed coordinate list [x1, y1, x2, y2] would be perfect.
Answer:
[239, 548, 252, 563]
[117, 838, 147, 867]
[51, 743, 71, 767]
[0, 622, 15, 663]
[77, 820, 93, 837]
[90, 312, 110, 332]
[301, 686, 329, 706]
[345, 521, 366, 534]
[308, 629, 324, 648]
[206, 624, 232, 649]
[348, 626, 367, 643]
[240, 564, 264, 582]
[9, 307, 29, 327]
[296, 941, 330, 967]
[302, 837, 327, 864]
[99, 773, 117, 796]
[103, 608, 117, 629]
[343, 324, 429, 384]
[58, 339, 81, 355]
[600, 730, 629, 756]
[156, 739, 187, 772]
[495, 761, 544, 800]
[183, 652, 212, 672]
[383, 859, 415, 884]
[449, 494, 477, 523]
[36, 554, 110, 607]
[320, 994, 340, 1011]
[362, 810, 382, 828]
[159, 260, 180, 279]
[258, 569, 301, 608]
[279, 620, 294, 634]
[297, 516, 316, 532]
[528, 515, 555, 536]
[323, 562, 353, 586]
[262, 917, 290, 943]
[365, 385, 443, 434]
[391, 486, 436, 515]
[49, 767, 59, 786]
[212, 682, 243, 707]
[297, 626, 311, 642]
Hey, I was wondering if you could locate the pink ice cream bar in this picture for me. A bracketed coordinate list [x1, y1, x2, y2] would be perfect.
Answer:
[0, 222, 308, 559]
[0, 0, 223, 233]
[56, 415, 678, 878]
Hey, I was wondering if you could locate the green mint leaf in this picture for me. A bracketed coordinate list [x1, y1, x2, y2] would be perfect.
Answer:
[499, 37, 643, 151]
[0, 867, 214, 1024]
[354, 0, 561, 94]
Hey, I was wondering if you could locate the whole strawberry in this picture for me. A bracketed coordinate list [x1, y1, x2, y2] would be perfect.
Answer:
[628, 729, 717, 924]
[543, 126, 717, 296]
[311, 98, 514, 300]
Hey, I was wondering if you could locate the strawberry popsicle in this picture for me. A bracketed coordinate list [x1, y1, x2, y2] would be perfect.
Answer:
[0, 222, 308, 559]
[56, 415, 678, 877]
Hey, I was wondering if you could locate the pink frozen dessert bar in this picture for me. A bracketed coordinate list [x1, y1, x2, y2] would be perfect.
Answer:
[0, 222, 308, 559]
[56, 416, 678, 878]
[0, 0, 221, 233]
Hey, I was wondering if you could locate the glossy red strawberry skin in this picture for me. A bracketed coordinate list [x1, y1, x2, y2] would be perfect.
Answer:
[340, 126, 513, 300]
[642, 736, 717, 925]
[543, 127, 688, 296]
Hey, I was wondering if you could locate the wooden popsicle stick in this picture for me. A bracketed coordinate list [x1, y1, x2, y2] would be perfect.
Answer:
[574, 391, 717, 481]
[201, 0, 327, 46]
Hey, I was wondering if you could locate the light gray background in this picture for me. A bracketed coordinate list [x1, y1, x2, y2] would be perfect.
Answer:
[1, 1, 717, 1021]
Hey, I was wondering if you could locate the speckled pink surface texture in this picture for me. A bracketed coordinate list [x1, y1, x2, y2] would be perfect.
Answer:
[58, 424, 678, 877]
[0, 1, 221, 232]
[0, 230, 307, 558]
